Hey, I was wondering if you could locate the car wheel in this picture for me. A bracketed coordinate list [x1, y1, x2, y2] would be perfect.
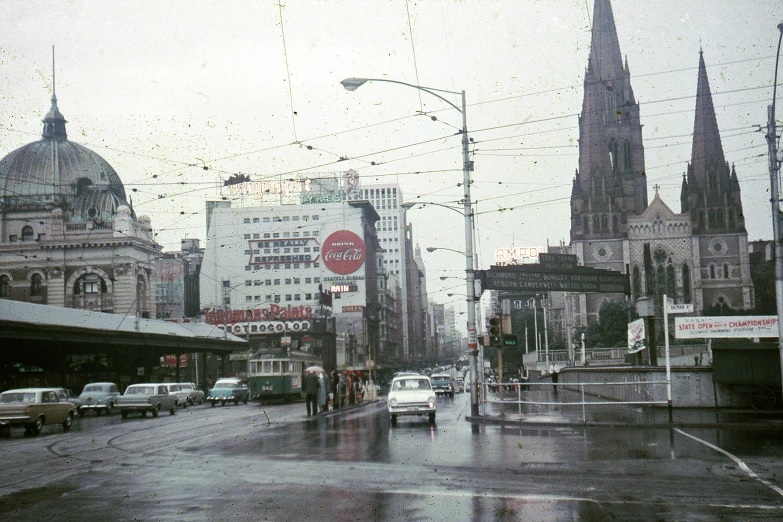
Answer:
[243, 396, 249, 405]
[170, 405, 176, 415]
[121, 410, 129, 419]
[141, 410, 148, 418]
[181, 400, 187, 409]
[106, 403, 114, 415]
[77, 408, 85, 417]
[429, 412, 436, 424]
[62, 412, 74, 431]
[234, 398, 239, 405]
[390, 414, 397, 426]
[29, 416, 44, 435]
[151, 405, 160, 417]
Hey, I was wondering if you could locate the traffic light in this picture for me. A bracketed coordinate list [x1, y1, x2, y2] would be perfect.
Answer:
[488, 315, 502, 346]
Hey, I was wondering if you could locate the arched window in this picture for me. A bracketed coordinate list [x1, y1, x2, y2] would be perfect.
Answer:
[632, 266, 641, 298]
[723, 263, 730, 279]
[709, 264, 716, 279]
[682, 265, 691, 303]
[608, 138, 619, 172]
[0, 275, 9, 298]
[655, 265, 665, 298]
[601, 214, 608, 231]
[623, 140, 632, 170]
[613, 215, 619, 234]
[30, 273, 43, 297]
[583, 216, 589, 233]
[666, 264, 676, 298]
[75, 273, 105, 295]
[21, 226, 34, 242]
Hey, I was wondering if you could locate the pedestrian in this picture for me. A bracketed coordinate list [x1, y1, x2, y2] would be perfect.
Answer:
[317, 371, 328, 413]
[338, 372, 348, 408]
[303, 370, 319, 416]
[549, 362, 560, 394]
[330, 367, 339, 409]
[354, 371, 364, 403]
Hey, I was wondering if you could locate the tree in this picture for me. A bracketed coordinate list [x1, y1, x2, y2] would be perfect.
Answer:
[582, 300, 636, 348]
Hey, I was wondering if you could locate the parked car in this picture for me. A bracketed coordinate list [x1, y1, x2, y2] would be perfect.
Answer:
[160, 383, 190, 408]
[0, 388, 76, 435]
[207, 378, 250, 406]
[115, 383, 178, 418]
[177, 383, 205, 405]
[387, 374, 437, 425]
[54, 388, 83, 409]
[430, 374, 455, 398]
[454, 378, 465, 393]
[77, 382, 120, 416]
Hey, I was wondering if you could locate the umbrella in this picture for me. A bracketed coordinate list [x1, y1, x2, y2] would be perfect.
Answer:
[305, 365, 325, 374]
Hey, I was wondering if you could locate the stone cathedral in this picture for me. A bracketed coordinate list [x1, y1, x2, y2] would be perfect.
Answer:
[569, 0, 754, 327]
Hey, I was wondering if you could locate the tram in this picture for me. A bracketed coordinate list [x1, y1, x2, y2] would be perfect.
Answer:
[248, 349, 322, 404]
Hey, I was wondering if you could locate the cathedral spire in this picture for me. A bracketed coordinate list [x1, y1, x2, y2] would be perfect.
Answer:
[690, 50, 725, 181]
[589, 0, 625, 87]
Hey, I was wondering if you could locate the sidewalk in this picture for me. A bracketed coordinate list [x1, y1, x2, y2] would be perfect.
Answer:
[468, 388, 783, 429]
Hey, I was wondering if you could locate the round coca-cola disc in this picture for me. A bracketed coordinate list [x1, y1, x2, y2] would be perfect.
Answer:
[321, 230, 366, 275]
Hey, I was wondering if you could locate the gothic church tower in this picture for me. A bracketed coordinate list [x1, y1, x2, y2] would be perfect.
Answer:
[570, 0, 648, 325]
[570, 0, 648, 243]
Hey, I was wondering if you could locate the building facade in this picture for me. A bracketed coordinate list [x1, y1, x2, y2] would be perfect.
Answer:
[199, 176, 382, 370]
[569, 0, 753, 331]
[0, 91, 160, 316]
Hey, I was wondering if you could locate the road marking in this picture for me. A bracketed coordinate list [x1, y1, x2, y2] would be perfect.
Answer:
[674, 428, 783, 497]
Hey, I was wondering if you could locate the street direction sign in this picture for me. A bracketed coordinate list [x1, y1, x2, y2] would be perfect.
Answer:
[477, 265, 629, 294]
[666, 301, 694, 314]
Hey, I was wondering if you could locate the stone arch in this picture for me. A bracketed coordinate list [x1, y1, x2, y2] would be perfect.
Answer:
[66, 267, 114, 296]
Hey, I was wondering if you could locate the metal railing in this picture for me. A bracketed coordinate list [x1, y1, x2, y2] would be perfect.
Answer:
[480, 380, 668, 423]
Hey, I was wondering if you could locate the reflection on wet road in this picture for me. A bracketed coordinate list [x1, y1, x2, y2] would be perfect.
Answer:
[1, 393, 782, 521]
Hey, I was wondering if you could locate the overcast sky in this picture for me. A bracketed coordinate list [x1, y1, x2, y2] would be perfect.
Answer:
[0, 0, 779, 313]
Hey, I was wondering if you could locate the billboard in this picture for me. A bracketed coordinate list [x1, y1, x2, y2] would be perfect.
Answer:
[322, 230, 366, 275]
[674, 316, 779, 339]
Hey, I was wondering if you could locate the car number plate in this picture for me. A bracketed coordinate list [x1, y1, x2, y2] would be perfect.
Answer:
[407, 406, 419, 412]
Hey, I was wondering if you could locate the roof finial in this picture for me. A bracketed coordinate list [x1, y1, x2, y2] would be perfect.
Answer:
[653, 184, 661, 195]
[52, 46, 56, 100]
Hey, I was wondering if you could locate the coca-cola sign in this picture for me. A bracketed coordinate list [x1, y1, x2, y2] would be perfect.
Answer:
[322, 230, 366, 275]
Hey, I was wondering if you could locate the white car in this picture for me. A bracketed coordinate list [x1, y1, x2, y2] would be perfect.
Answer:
[387, 374, 437, 425]
[160, 383, 190, 408]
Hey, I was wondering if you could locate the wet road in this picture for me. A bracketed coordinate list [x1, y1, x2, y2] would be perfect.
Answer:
[1, 394, 782, 521]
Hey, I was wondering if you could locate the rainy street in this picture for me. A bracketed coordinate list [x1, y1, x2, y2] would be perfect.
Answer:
[1, 393, 783, 521]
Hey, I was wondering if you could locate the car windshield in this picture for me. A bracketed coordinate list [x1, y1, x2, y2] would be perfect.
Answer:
[431, 377, 450, 385]
[214, 383, 237, 389]
[125, 386, 155, 395]
[392, 379, 431, 391]
[179, 384, 193, 390]
[1, 392, 37, 403]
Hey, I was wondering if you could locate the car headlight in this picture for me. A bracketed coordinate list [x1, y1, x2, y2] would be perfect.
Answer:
[388, 398, 397, 407]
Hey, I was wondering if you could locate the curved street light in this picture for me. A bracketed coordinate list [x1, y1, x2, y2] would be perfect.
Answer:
[767, 22, 783, 401]
[342, 77, 480, 417]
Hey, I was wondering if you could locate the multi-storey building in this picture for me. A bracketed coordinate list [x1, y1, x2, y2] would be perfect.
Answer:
[200, 174, 382, 369]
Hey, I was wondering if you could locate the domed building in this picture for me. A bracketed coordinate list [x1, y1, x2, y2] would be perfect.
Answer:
[0, 92, 161, 315]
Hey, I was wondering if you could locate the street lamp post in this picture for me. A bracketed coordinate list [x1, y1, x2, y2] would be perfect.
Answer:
[343, 78, 479, 416]
[767, 22, 783, 402]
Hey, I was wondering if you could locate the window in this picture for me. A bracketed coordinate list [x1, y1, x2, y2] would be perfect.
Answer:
[30, 273, 43, 297]
[253, 217, 260, 223]
[608, 138, 619, 172]
[623, 140, 632, 170]
[285, 294, 291, 301]
[21, 226, 34, 242]
[246, 296, 253, 303]
[709, 264, 716, 279]
[285, 278, 292, 285]
[682, 265, 691, 303]
[0, 275, 10, 298]
[723, 264, 730, 279]
[243, 218, 251, 224]
[632, 266, 641, 298]
[254, 280, 262, 286]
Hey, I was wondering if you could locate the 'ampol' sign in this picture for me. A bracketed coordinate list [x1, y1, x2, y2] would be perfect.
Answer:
[674, 316, 779, 339]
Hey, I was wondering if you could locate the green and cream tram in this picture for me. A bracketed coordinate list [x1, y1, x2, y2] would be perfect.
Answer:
[248, 349, 322, 404]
